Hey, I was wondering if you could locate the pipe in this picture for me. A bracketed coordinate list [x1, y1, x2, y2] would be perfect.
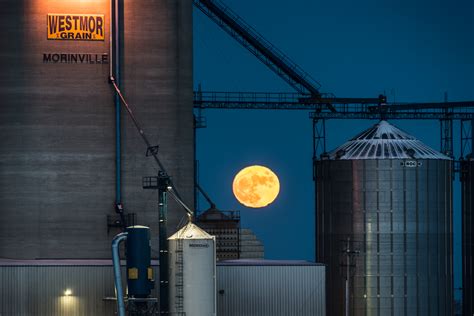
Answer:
[112, 232, 128, 316]
[110, 0, 122, 206]
[109, 80, 195, 220]
[167, 186, 194, 220]
[471, 119, 474, 157]
[345, 237, 350, 316]
[114, 0, 121, 205]
[195, 183, 216, 210]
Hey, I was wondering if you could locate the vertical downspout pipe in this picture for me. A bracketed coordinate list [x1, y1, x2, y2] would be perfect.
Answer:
[110, 0, 121, 206]
[114, 0, 121, 205]
[112, 232, 128, 316]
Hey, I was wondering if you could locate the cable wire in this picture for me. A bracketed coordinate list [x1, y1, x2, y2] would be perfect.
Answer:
[110, 76, 194, 219]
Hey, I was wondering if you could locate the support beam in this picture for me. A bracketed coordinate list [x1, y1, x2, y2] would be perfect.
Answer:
[312, 118, 326, 165]
[440, 118, 454, 158]
[461, 119, 474, 158]
[310, 112, 474, 120]
[193, 0, 340, 111]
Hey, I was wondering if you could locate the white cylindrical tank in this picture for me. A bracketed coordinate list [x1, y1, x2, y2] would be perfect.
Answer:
[168, 222, 216, 316]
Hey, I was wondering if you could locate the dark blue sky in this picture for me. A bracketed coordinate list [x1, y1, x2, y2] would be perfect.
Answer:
[193, 0, 473, 297]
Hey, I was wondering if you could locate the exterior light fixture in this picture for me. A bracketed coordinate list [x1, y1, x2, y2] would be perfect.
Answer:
[64, 289, 72, 296]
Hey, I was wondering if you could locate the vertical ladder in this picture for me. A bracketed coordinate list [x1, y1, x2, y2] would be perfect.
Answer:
[175, 239, 184, 313]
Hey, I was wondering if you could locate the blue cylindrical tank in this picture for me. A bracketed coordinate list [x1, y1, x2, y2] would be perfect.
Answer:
[126, 225, 154, 298]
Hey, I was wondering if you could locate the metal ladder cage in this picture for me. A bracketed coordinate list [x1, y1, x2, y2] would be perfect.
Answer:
[174, 239, 185, 313]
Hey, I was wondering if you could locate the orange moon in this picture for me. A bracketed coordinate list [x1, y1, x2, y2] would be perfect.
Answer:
[232, 165, 280, 208]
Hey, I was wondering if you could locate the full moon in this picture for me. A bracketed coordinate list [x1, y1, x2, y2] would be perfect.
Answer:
[232, 165, 280, 208]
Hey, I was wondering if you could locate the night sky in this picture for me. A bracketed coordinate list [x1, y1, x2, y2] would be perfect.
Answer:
[193, 0, 473, 299]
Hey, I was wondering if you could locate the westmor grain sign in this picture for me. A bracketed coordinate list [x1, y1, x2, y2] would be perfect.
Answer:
[47, 14, 104, 41]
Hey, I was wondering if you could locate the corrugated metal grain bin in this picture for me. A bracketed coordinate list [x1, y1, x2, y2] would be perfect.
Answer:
[316, 121, 453, 316]
[216, 260, 326, 316]
[168, 222, 216, 316]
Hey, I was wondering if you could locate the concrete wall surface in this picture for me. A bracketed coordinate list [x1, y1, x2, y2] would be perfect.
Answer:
[0, 0, 194, 259]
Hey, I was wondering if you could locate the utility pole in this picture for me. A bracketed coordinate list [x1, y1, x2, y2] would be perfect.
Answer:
[343, 237, 359, 316]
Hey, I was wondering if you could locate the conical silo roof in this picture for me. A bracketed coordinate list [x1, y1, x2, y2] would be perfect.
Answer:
[327, 120, 450, 160]
[168, 222, 214, 240]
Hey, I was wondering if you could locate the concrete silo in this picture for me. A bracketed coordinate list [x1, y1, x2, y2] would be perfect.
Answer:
[0, 0, 194, 258]
[315, 120, 453, 315]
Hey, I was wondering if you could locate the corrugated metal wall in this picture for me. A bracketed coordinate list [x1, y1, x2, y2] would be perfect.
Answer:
[1, 265, 117, 316]
[0, 263, 162, 316]
[317, 159, 453, 316]
[216, 264, 326, 316]
[0, 263, 325, 316]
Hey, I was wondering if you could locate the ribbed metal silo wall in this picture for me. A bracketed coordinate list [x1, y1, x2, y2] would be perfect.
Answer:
[316, 159, 453, 316]
[169, 235, 216, 316]
[0, 0, 193, 259]
[461, 158, 473, 316]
